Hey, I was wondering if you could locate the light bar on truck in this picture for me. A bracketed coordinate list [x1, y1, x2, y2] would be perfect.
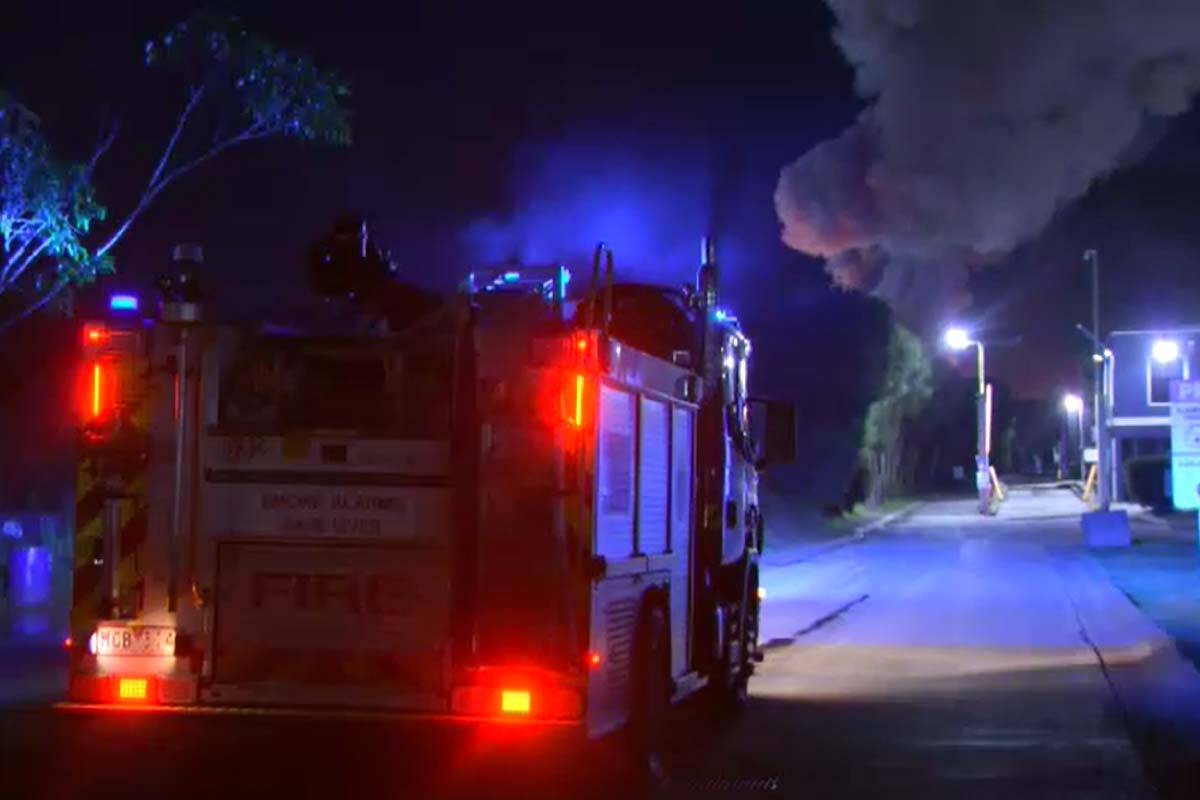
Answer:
[109, 293, 139, 312]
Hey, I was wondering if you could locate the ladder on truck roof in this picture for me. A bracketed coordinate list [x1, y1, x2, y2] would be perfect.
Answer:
[460, 266, 571, 301]
[460, 244, 616, 335]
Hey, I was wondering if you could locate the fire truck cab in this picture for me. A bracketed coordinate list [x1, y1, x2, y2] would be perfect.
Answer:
[67, 240, 794, 753]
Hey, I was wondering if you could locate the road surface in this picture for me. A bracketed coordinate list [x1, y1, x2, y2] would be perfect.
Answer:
[4, 487, 1199, 798]
[665, 487, 1190, 798]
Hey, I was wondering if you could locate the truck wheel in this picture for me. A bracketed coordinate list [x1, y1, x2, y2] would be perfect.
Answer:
[630, 603, 671, 790]
[708, 571, 754, 720]
[709, 625, 749, 720]
[747, 565, 762, 663]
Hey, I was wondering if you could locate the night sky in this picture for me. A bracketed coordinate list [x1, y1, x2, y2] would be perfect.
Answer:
[5, 0, 1200, 403]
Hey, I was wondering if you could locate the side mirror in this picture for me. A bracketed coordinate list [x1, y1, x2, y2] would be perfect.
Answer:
[750, 398, 796, 469]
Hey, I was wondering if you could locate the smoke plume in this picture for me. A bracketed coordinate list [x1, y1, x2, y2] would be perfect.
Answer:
[462, 137, 717, 288]
[775, 0, 1200, 320]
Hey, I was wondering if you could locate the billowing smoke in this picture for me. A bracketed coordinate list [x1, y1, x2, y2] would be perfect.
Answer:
[776, 0, 1200, 321]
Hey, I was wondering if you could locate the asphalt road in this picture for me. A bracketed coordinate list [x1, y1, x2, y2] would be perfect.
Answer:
[4, 488, 1199, 798]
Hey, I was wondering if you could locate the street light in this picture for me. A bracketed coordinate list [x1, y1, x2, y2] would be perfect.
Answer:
[943, 325, 992, 512]
[1083, 249, 1111, 511]
[1152, 338, 1181, 364]
[944, 326, 972, 352]
[943, 326, 984, 395]
[1062, 393, 1083, 413]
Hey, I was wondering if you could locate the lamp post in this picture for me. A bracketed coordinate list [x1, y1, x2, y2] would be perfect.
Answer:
[1063, 393, 1085, 480]
[945, 326, 992, 513]
[1083, 249, 1110, 510]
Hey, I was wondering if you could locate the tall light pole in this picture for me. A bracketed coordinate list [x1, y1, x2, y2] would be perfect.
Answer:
[1063, 393, 1085, 480]
[1084, 249, 1110, 510]
[945, 326, 992, 513]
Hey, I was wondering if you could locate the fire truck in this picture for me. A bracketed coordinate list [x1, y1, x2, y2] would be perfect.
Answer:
[67, 238, 794, 758]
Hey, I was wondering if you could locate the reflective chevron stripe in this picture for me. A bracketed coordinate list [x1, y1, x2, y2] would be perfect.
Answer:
[72, 357, 153, 631]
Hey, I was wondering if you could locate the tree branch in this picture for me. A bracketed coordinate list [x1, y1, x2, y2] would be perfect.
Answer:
[86, 119, 119, 177]
[0, 236, 51, 290]
[159, 121, 273, 186]
[146, 85, 204, 192]
[1, 222, 46, 279]
[94, 121, 273, 260]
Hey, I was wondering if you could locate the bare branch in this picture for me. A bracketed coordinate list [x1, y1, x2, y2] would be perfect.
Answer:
[86, 119, 120, 176]
[94, 120, 272, 260]
[145, 85, 205, 192]
[91, 85, 209, 260]
[160, 121, 274, 185]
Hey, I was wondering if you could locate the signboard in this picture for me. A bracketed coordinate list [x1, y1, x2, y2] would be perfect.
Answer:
[214, 542, 449, 688]
[1169, 380, 1200, 510]
[203, 484, 449, 542]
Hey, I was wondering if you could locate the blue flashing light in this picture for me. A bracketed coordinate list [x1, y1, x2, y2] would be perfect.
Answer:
[1, 519, 22, 540]
[560, 267, 571, 291]
[503, 271, 521, 283]
[714, 308, 729, 322]
[109, 293, 139, 312]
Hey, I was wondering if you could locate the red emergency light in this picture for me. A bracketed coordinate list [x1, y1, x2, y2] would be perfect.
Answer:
[79, 360, 116, 423]
[83, 324, 108, 348]
[572, 373, 585, 427]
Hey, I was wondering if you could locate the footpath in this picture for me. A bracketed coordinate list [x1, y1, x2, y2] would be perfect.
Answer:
[1094, 511, 1200, 674]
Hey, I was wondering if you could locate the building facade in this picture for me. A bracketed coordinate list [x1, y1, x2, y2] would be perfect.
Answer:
[1108, 327, 1199, 502]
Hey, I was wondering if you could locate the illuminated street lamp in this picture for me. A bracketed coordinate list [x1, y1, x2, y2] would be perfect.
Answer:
[943, 326, 985, 395]
[943, 326, 971, 352]
[943, 326, 992, 512]
[1152, 339, 1181, 364]
[1062, 393, 1083, 413]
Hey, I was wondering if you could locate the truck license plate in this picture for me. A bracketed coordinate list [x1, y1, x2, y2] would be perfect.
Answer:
[93, 625, 176, 657]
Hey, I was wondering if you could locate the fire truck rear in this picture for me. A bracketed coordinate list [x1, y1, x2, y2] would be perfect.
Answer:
[67, 240, 794, 755]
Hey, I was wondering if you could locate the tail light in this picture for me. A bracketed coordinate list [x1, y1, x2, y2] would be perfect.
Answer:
[117, 677, 149, 702]
[500, 689, 532, 715]
[451, 671, 583, 721]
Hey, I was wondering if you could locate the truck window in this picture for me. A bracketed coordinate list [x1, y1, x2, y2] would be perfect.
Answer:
[217, 340, 451, 436]
[282, 353, 392, 430]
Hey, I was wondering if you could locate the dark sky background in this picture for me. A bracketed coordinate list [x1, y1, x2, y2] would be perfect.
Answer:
[6, 0, 1200, 407]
